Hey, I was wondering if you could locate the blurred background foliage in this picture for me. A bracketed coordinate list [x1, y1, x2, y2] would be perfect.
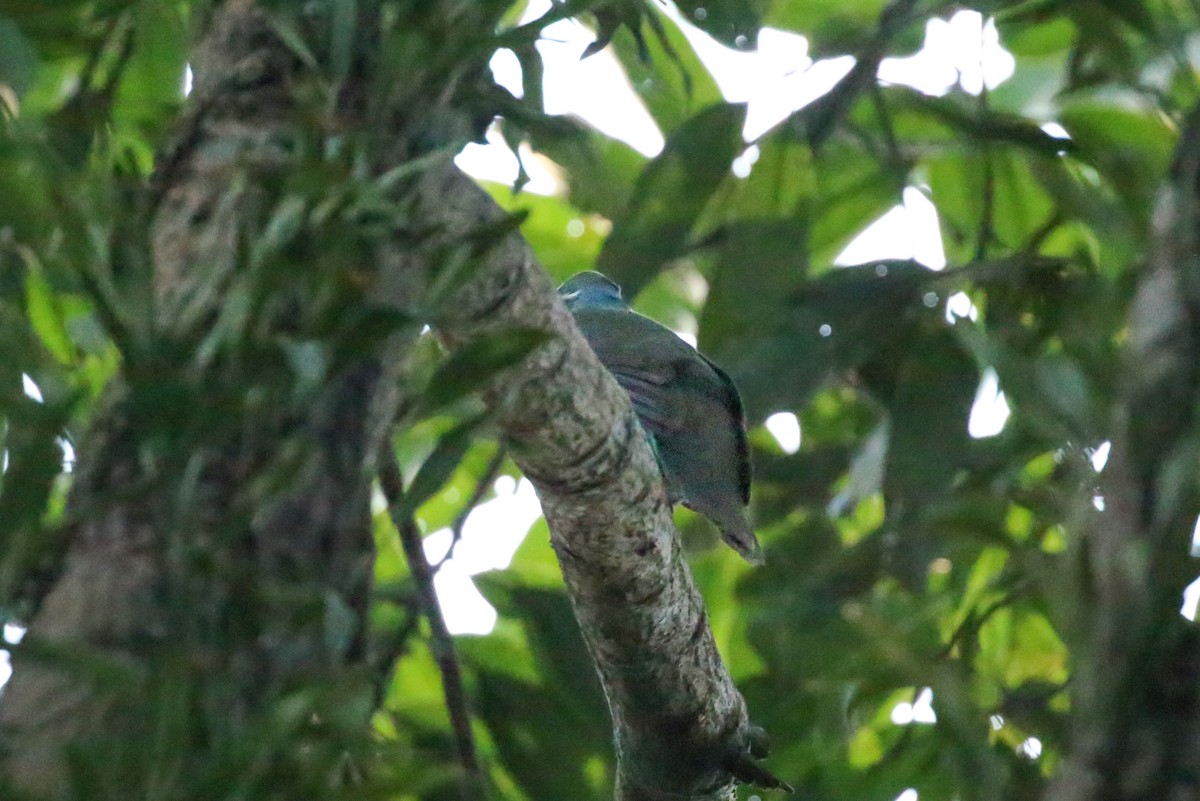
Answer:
[0, 0, 1198, 799]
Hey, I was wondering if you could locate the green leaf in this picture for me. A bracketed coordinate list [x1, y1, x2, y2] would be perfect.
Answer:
[925, 148, 1056, 262]
[703, 260, 932, 417]
[765, 0, 915, 57]
[1058, 94, 1174, 225]
[0, 396, 69, 599]
[469, 577, 612, 800]
[396, 413, 488, 520]
[520, 116, 648, 219]
[24, 263, 74, 364]
[112, 0, 188, 154]
[735, 132, 816, 219]
[672, 1, 763, 51]
[883, 327, 978, 511]
[808, 141, 905, 266]
[609, 5, 723, 132]
[0, 17, 38, 96]
[418, 329, 549, 415]
[483, 181, 608, 281]
[596, 102, 746, 294]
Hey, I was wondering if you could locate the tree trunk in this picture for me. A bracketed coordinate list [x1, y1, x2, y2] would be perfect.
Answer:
[0, 2, 775, 799]
[1045, 101, 1200, 801]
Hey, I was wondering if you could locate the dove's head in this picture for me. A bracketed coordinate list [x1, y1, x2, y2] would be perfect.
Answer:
[558, 271, 624, 311]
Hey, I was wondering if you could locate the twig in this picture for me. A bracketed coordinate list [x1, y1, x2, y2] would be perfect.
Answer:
[940, 587, 1022, 659]
[369, 596, 422, 711]
[435, 446, 507, 570]
[1020, 210, 1065, 256]
[378, 452, 488, 800]
[870, 83, 904, 168]
[799, 0, 922, 151]
[975, 90, 995, 261]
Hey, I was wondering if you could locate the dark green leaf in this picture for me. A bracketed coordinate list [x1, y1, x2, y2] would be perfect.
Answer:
[418, 328, 549, 415]
[597, 102, 746, 293]
[396, 413, 488, 520]
[673, 1, 763, 51]
[609, 5, 723, 131]
[883, 327, 978, 511]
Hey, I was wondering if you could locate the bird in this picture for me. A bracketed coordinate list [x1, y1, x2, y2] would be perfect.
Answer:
[558, 271, 761, 564]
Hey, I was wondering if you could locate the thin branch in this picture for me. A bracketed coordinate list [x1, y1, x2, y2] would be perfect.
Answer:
[799, 0, 921, 151]
[940, 587, 1022, 659]
[975, 90, 996, 261]
[369, 594, 422, 710]
[1020, 210, 1065, 256]
[870, 82, 904, 168]
[378, 451, 488, 801]
[435, 446, 507, 571]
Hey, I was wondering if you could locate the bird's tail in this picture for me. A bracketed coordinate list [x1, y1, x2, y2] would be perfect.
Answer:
[721, 519, 764, 566]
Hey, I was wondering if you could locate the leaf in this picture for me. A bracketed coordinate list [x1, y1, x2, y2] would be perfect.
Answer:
[765, 0, 918, 57]
[468, 577, 612, 800]
[111, 0, 188, 152]
[596, 102, 746, 294]
[925, 147, 1056, 262]
[609, 4, 723, 131]
[808, 141, 905, 265]
[482, 180, 607, 281]
[0, 17, 38, 96]
[894, 91, 1078, 158]
[424, 210, 530, 314]
[1058, 93, 1175, 225]
[699, 219, 809, 418]
[703, 259, 933, 417]
[395, 413, 488, 520]
[672, 0, 763, 51]
[328, 0, 356, 96]
[0, 396, 69, 596]
[418, 329, 549, 416]
[883, 327, 978, 513]
[252, 195, 309, 267]
[519, 116, 648, 219]
[24, 263, 74, 364]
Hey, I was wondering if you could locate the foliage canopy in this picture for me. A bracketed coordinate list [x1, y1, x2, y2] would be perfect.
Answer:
[1, 0, 1199, 800]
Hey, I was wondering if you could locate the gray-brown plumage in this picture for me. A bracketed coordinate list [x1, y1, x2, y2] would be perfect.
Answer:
[558, 271, 760, 564]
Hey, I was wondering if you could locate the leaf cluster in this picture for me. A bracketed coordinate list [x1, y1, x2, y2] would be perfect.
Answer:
[1, 0, 1198, 799]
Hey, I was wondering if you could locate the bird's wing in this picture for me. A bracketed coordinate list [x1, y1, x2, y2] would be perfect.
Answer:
[695, 353, 752, 505]
[571, 307, 692, 432]
[606, 365, 681, 431]
[572, 306, 751, 503]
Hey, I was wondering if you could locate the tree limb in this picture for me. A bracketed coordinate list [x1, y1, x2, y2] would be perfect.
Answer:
[0, 2, 785, 798]
[406, 165, 785, 798]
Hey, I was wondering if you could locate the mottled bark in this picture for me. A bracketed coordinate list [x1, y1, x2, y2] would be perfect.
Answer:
[0, 1, 776, 799]
[1, 1, 386, 793]
[415, 165, 775, 799]
[1046, 102, 1200, 801]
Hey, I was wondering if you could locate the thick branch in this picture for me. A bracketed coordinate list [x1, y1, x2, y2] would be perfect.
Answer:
[410, 166, 775, 799]
[0, 2, 779, 798]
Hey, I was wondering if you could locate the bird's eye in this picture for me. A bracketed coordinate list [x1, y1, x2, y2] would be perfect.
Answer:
[561, 290, 580, 302]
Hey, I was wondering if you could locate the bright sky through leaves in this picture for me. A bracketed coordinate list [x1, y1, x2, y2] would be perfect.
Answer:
[444, 3, 1021, 635]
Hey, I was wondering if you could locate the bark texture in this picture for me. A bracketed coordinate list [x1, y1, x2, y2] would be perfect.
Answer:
[1046, 102, 1200, 801]
[0, 1, 773, 799]
[1, 1, 384, 793]
[397, 163, 771, 799]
